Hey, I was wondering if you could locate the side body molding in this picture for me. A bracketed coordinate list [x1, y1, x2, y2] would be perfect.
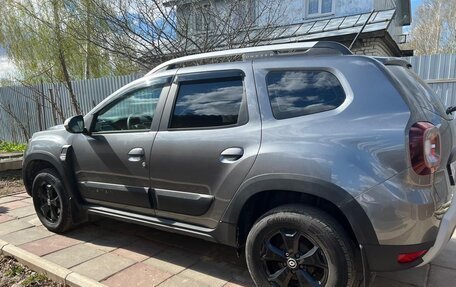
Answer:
[221, 174, 379, 245]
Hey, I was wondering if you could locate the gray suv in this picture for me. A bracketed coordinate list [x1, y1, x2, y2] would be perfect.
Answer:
[22, 42, 456, 287]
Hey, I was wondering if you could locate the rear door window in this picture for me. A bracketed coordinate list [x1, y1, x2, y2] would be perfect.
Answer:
[266, 70, 346, 119]
[170, 76, 245, 129]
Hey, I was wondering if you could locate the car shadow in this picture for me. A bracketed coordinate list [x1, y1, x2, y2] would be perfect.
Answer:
[62, 217, 253, 286]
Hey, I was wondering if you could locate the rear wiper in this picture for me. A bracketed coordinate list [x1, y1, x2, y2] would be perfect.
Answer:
[446, 106, 456, 115]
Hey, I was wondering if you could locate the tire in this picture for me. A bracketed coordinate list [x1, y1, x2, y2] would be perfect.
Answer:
[32, 168, 73, 233]
[245, 205, 360, 287]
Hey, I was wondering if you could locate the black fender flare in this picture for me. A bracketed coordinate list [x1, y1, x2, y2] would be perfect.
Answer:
[23, 151, 66, 193]
[221, 174, 379, 245]
[22, 149, 87, 223]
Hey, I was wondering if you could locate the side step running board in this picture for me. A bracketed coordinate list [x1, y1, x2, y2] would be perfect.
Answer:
[86, 205, 216, 242]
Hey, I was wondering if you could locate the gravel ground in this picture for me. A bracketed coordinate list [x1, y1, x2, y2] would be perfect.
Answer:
[0, 256, 65, 287]
[0, 170, 23, 197]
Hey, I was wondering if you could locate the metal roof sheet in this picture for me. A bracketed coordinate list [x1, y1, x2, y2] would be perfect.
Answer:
[260, 8, 395, 43]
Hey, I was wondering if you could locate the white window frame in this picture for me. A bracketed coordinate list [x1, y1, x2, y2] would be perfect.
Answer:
[244, 0, 257, 26]
[305, 0, 335, 18]
[233, 0, 257, 29]
[193, 2, 215, 33]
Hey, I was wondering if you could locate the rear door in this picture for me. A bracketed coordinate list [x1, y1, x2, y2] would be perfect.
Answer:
[148, 63, 261, 228]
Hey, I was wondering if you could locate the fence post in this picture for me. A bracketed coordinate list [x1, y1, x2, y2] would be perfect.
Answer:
[35, 95, 43, 131]
[41, 80, 47, 130]
[26, 102, 31, 137]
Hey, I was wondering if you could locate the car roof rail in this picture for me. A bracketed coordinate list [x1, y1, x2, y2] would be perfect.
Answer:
[145, 41, 352, 76]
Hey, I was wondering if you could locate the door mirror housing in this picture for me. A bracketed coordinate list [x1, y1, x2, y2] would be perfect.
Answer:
[64, 115, 87, 134]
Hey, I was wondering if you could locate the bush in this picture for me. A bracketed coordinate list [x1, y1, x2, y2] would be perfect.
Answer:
[0, 141, 27, 153]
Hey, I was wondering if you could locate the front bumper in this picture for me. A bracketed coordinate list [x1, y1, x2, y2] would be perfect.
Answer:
[418, 190, 456, 266]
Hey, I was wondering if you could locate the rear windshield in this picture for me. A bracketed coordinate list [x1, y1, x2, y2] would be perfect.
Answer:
[387, 65, 449, 119]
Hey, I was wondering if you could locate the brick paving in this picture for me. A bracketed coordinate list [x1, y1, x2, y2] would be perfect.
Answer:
[20, 234, 81, 256]
[0, 192, 455, 287]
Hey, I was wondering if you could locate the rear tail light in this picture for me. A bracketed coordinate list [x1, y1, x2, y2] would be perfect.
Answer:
[409, 122, 441, 175]
[397, 250, 428, 264]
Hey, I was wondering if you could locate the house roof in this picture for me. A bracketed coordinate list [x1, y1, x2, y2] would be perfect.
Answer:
[140, 8, 402, 64]
[244, 9, 396, 45]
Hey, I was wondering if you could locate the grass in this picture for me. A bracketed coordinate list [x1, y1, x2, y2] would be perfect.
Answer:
[22, 273, 48, 285]
[0, 141, 27, 153]
[4, 264, 25, 277]
[0, 256, 65, 286]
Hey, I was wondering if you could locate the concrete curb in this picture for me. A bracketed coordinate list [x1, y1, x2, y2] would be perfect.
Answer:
[0, 239, 106, 287]
[0, 158, 22, 172]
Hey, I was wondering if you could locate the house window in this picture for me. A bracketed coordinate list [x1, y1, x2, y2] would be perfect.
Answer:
[307, 0, 334, 17]
[230, 0, 256, 29]
[194, 3, 215, 32]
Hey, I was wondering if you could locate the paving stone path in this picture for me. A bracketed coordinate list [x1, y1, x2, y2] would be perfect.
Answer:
[0, 192, 455, 287]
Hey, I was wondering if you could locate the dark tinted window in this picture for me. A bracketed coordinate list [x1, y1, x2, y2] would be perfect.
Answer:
[266, 70, 345, 119]
[170, 77, 244, 129]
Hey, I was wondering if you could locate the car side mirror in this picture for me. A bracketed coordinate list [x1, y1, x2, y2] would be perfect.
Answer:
[64, 115, 88, 134]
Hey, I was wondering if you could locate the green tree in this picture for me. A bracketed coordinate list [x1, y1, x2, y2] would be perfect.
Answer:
[406, 0, 456, 55]
[0, 0, 137, 114]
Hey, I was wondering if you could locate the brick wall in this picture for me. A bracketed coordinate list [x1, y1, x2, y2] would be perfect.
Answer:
[341, 37, 394, 56]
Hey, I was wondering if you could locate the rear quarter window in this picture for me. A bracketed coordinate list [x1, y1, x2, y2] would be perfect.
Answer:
[266, 70, 346, 119]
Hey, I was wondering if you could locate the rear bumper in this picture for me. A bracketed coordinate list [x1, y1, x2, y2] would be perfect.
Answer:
[361, 180, 455, 272]
[418, 190, 456, 266]
[356, 168, 441, 246]
[363, 241, 434, 272]
[356, 165, 456, 271]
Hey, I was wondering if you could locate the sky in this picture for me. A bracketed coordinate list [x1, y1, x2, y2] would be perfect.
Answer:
[411, 0, 422, 12]
[0, 48, 16, 81]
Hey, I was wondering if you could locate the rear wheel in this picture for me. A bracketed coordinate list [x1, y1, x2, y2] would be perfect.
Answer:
[32, 169, 73, 233]
[245, 205, 360, 287]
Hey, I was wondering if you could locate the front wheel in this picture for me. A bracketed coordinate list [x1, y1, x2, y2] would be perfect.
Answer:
[32, 169, 74, 233]
[245, 205, 360, 287]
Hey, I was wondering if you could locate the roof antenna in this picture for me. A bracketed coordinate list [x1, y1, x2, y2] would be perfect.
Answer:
[349, 10, 375, 50]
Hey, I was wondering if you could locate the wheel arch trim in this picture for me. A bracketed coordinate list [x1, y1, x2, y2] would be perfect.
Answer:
[23, 152, 66, 181]
[22, 149, 87, 223]
[221, 174, 379, 245]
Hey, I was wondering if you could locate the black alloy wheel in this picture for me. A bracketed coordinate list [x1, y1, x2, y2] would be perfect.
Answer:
[246, 205, 361, 287]
[32, 169, 74, 233]
[261, 229, 328, 287]
[35, 182, 62, 224]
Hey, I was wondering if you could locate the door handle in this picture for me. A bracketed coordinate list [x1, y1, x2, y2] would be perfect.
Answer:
[128, 148, 145, 162]
[220, 147, 244, 163]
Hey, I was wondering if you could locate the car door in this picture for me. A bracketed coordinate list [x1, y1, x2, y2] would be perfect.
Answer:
[71, 73, 173, 215]
[149, 63, 262, 228]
